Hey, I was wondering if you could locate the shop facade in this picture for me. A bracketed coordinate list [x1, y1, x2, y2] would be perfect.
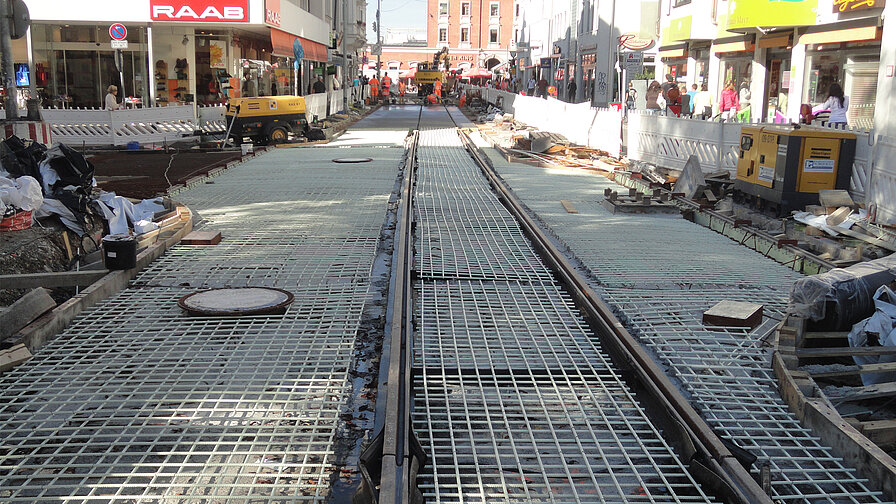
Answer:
[16, 0, 333, 109]
[658, 0, 884, 127]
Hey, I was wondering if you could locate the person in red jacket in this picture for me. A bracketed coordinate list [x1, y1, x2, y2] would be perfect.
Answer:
[719, 81, 740, 121]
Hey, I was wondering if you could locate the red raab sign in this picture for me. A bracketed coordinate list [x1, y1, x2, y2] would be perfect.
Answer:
[151, 0, 249, 22]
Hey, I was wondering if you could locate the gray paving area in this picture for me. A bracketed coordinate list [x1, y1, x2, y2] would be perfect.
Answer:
[477, 140, 891, 504]
[0, 143, 402, 501]
[413, 128, 720, 503]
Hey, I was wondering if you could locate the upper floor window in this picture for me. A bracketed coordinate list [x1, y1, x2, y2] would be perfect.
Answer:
[490, 2, 499, 16]
[489, 28, 498, 43]
[461, 1, 471, 16]
[673, 0, 691, 6]
[439, 2, 448, 15]
[439, 27, 448, 42]
[461, 27, 470, 42]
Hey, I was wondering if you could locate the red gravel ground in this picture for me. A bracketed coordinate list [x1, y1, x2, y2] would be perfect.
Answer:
[89, 150, 243, 199]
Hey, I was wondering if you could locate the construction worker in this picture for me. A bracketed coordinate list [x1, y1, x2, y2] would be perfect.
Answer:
[368, 75, 379, 104]
[398, 80, 406, 103]
[434, 79, 442, 100]
[382, 73, 392, 103]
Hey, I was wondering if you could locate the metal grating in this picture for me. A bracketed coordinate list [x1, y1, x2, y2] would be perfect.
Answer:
[413, 128, 720, 503]
[0, 145, 402, 502]
[485, 147, 893, 504]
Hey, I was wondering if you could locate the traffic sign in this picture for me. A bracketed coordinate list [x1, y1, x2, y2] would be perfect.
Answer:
[111, 40, 128, 49]
[109, 23, 127, 41]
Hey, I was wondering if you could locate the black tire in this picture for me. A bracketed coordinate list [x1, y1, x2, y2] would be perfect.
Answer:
[268, 126, 288, 144]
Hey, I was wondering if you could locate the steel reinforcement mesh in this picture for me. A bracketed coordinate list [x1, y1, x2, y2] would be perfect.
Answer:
[412, 129, 721, 503]
[0, 147, 402, 502]
[482, 144, 892, 504]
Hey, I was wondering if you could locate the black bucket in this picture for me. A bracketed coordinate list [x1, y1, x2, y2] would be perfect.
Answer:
[102, 234, 137, 270]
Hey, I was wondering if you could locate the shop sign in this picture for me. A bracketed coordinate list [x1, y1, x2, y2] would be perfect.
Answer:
[540, 57, 552, 69]
[150, 0, 249, 22]
[833, 0, 884, 12]
[265, 0, 281, 26]
[726, 0, 817, 31]
[623, 52, 643, 71]
[618, 33, 654, 50]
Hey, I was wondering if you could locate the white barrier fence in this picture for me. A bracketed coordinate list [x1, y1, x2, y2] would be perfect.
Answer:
[6, 88, 366, 147]
[468, 85, 622, 157]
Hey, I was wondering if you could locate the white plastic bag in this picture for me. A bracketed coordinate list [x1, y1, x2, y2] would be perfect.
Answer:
[0, 175, 43, 212]
[848, 285, 896, 386]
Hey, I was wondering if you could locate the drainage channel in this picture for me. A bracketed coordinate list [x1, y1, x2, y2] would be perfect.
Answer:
[368, 125, 772, 504]
[474, 141, 893, 504]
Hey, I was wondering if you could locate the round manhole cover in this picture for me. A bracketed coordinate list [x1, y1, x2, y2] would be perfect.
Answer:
[178, 287, 294, 316]
[332, 157, 373, 163]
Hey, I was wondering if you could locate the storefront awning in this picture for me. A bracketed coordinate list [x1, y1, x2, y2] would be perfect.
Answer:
[757, 33, 792, 49]
[712, 35, 755, 53]
[658, 43, 687, 58]
[270, 28, 328, 62]
[798, 18, 880, 45]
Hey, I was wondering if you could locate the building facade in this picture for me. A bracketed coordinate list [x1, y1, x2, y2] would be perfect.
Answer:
[658, 0, 884, 127]
[9, 0, 365, 109]
[427, 0, 513, 71]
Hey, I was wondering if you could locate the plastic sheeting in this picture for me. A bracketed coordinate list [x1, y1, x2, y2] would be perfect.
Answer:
[789, 253, 896, 330]
[0, 175, 43, 214]
[847, 285, 896, 385]
[96, 192, 165, 236]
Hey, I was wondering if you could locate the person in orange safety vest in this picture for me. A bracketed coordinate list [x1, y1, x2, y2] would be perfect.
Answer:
[382, 73, 392, 101]
[434, 79, 442, 99]
[368, 75, 379, 103]
[398, 80, 406, 103]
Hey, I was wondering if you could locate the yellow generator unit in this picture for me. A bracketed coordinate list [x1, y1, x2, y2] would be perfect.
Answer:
[734, 125, 856, 213]
[225, 95, 309, 145]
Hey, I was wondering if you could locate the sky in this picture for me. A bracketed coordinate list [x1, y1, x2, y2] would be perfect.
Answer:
[365, 0, 428, 42]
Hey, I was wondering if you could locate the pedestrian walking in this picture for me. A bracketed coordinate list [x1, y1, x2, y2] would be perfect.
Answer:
[567, 80, 577, 102]
[677, 84, 690, 117]
[536, 75, 548, 99]
[312, 76, 326, 94]
[719, 81, 740, 121]
[645, 80, 663, 114]
[527, 75, 536, 96]
[693, 83, 713, 119]
[686, 84, 698, 116]
[625, 82, 638, 110]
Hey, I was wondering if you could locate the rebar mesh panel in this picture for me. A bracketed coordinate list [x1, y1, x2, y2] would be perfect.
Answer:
[413, 129, 720, 504]
[414, 371, 718, 504]
[0, 144, 400, 502]
[485, 150, 892, 504]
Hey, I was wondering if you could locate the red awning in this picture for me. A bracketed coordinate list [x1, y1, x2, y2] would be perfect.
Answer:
[462, 66, 491, 78]
[270, 28, 328, 62]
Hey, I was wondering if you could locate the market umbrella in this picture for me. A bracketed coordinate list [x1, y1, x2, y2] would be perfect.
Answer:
[462, 66, 491, 79]
[399, 67, 416, 79]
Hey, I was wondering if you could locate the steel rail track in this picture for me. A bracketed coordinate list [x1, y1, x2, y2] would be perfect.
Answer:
[455, 128, 775, 504]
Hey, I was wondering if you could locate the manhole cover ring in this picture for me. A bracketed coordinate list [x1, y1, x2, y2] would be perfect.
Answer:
[332, 157, 373, 163]
[178, 287, 294, 316]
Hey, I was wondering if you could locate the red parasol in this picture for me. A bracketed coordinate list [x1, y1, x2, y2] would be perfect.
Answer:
[399, 67, 416, 79]
[462, 66, 491, 79]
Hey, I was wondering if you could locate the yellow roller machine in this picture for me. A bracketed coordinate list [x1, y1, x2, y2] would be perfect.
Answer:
[735, 125, 856, 213]
[225, 95, 310, 145]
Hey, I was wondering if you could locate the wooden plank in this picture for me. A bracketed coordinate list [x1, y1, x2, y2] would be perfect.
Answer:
[0, 271, 108, 290]
[560, 200, 579, 214]
[61, 232, 74, 262]
[0, 344, 32, 372]
[796, 346, 896, 358]
[819, 189, 856, 208]
[861, 419, 896, 447]
[809, 361, 896, 378]
[804, 331, 849, 340]
[829, 381, 896, 403]
[702, 300, 763, 329]
[181, 230, 222, 245]
[0, 288, 57, 340]
[835, 226, 896, 252]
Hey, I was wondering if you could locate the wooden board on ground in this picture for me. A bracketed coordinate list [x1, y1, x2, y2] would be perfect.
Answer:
[0, 271, 109, 290]
[560, 200, 579, 214]
[0, 344, 32, 372]
[0, 288, 57, 340]
[797, 346, 896, 358]
[819, 189, 856, 208]
[809, 361, 896, 379]
[702, 300, 763, 329]
[181, 231, 223, 245]
[829, 381, 896, 403]
[861, 419, 896, 447]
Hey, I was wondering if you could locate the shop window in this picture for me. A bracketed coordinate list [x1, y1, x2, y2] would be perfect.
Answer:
[461, 27, 470, 42]
[439, 2, 448, 16]
[490, 2, 499, 16]
[674, 0, 691, 6]
[461, 2, 470, 16]
[439, 28, 448, 43]
[490, 28, 498, 44]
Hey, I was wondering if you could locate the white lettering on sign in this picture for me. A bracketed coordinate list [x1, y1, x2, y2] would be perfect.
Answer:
[151, 1, 248, 22]
[266, 9, 281, 25]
